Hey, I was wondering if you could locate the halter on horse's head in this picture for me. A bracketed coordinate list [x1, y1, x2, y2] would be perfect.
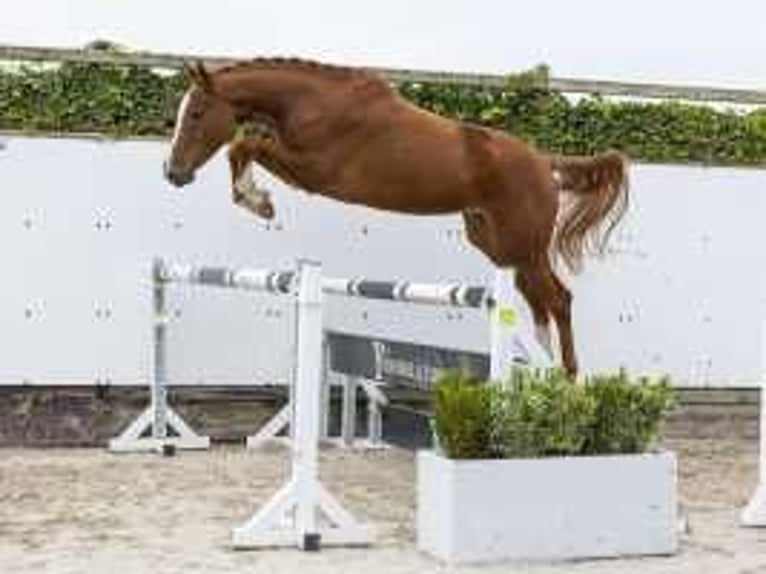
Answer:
[164, 61, 237, 187]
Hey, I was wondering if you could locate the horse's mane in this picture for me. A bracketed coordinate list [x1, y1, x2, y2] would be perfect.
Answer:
[214, 57, 379, 82]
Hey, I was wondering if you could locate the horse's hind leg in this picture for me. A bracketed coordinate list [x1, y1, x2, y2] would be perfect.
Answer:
[463, 208, 555, 354]
[463, 209, 559, 365]
[549, 269, 577, 376]
[518, 260, 577, 377]
[514, 267, 554, 359]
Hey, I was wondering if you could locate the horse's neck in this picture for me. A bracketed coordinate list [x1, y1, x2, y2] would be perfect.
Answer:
[216, 68, 317, 124]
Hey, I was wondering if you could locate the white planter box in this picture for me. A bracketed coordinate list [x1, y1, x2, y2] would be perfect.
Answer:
[417, 450, 678, 564]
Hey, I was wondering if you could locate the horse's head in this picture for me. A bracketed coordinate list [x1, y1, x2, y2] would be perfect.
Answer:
[164, 61, 237, 187]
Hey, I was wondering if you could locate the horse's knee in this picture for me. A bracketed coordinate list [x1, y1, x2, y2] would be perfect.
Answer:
[227, 140, 247, 163]
[228, 138, 264, 167]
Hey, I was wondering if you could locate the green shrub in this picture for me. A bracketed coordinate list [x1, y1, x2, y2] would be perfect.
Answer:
[432, 368, 676, 460]
[583, 370, 675, 455]
[0, 62, 184, 136]
[432, 371, 497, 459]
[495, 369, 596, 458]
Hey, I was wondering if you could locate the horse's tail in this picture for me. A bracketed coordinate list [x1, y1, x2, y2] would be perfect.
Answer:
[551, 150, 629, 272]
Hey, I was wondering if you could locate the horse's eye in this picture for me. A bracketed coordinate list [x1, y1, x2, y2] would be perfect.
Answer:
[190, 110, 204, 121]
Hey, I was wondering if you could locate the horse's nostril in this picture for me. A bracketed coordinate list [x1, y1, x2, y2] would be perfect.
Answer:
[163, 161, 179, 184]
[164, 163, 194, 187]
[164, 163, 179, 185]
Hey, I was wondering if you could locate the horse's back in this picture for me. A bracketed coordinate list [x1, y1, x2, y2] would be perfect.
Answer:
[287, 70, 555, 217]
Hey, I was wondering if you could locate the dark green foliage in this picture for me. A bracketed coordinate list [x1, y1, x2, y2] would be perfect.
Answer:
[433, 371, 497, 460]
[495, 369, 596, 458]
[2, 61, 766, 166]
[0, 63, 184, 136]
[432, 369, 676, 460]
[583, 371, 675, 455]
[399, 84, 766, 166]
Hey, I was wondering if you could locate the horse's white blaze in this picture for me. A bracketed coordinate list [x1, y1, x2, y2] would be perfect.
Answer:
[169, 90, 192, 152]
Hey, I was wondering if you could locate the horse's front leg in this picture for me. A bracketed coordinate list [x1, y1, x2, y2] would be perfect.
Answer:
[228, 138, 276, 220]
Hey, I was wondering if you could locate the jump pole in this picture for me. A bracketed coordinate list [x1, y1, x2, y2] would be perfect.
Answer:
[319, 270, 552, 381]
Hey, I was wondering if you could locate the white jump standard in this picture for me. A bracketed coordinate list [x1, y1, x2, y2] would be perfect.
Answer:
[109, 259, 211, 454]
[232, 260, 372, 549]
[115, 257, 371, 548]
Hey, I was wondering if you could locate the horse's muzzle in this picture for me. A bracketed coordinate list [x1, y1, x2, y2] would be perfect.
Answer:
[163, 161, 195, 187]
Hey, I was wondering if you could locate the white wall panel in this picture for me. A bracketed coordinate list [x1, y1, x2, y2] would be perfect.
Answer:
[0, 136, 765, 387]
[573, 166, 766, 385]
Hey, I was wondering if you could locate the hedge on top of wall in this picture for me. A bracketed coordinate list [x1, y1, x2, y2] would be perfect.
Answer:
[2, 61, 766, 167]
[0, 63, 184, 137]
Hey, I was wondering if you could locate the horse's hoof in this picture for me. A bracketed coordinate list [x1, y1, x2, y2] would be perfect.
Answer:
[253, 189, 275, 220]
[257, 202, 276, 220]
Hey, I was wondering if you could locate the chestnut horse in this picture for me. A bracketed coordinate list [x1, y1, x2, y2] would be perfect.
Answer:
[164, 59, 629, 377]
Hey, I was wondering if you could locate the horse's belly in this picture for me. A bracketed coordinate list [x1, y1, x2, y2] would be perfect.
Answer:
[325, 181, 468, 215]
[329, 154, 473, 214]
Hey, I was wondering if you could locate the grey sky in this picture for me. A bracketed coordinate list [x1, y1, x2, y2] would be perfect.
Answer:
[6, 0, 766, 88]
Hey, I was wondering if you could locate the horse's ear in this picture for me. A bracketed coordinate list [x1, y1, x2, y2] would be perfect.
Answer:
[182, 60, 214, 92]
[194, 60, 213, 92]
[182, 61, 200, 85]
